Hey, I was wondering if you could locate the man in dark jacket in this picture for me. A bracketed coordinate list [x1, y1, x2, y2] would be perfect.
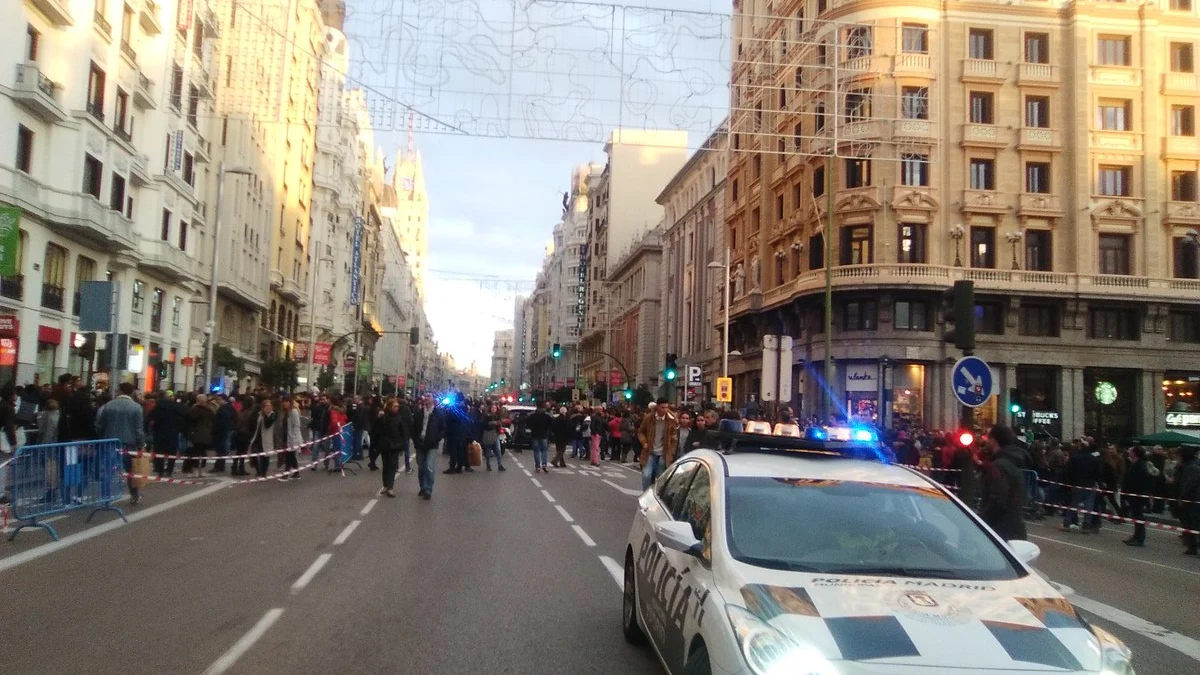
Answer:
[374, 398, 412, 497]
[212, 396, 235, 474]
[1178, 446, 1199, 555]
[525, 403, 552, 472]
[1063, 442, 1104, 532]
[1122, 446, 1154, 547]
[980, 425, 1028, 541]
[411, 394, 445, 500]
[147, 392, 185, 477]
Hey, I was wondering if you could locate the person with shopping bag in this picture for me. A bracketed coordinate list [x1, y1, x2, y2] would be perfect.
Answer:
[95, 383, 146, 505]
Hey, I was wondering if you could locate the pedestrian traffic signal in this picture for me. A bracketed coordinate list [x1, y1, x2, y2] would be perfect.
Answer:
[664, 353, 678, 381]
[941, 280, 976, 354]
[551, 343, 562, 359]
[1009, 388, 1024, 415]
[623, 386, 633, 400]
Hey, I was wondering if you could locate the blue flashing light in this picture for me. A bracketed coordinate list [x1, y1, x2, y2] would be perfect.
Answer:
[440, 396, 453, 406]
[805, 427, 829, 441]
[852, 428, 876, 443]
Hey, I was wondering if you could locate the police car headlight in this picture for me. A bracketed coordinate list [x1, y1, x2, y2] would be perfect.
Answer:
[725, 605, 838, 675]
[1092, 625, 1134, 675]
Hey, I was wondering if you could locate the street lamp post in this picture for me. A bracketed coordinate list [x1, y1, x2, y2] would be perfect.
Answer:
[708, 247, 731, 379]
[204, 162, 255, 392]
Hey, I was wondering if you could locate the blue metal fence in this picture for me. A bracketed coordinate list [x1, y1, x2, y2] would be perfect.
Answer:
[7, 439, 127, 541]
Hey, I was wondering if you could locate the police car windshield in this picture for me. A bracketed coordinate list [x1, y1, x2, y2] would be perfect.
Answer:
[725, 478, 1023, 581]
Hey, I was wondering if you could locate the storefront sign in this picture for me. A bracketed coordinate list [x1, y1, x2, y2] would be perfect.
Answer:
[1166, 412, 1200, 428]
[0, 338, 15, 367]
[845, 364, 877, 392]
[0, 314, 18, 335]
[0, 205, 21, 277]
[181, 357, 195, 367]
[343, 356, 356, 371]
[293, 343, 308, 361]
[313, 343, 332, 366]
[37, 325, 62, 344]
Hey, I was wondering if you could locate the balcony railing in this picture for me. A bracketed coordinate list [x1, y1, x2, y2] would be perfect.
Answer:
[1018, 62, 1058, 84]
[13, 63, 68, 123]
[86, 101, 105, 123]
[114, 124, 132, 144]
[962, 59, 1003, 81]
[139, 0, 162, 34]
[1, 275, 24, 301]
[41, 284, 65, 311]
[120, 40, 137, 63]
[1164, 71, 1200, 93]
[893, 53, 932, 73]
[94, 11, 112, 35]
[134, 71, 156, 109]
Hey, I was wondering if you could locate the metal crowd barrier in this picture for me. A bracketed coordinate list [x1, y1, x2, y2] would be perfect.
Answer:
[7, 439, 127, 541]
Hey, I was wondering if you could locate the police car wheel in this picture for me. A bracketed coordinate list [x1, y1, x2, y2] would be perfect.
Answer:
[622, 551, 646, 644]
[683, 642, 711, 675]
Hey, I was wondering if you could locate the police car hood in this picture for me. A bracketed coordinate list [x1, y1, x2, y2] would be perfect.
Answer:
[727, 565, 1105, 673]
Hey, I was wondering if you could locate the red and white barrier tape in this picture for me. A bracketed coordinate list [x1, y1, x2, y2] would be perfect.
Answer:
[1034, 475, 1199, 508]
[120, 448, 351, 487]
[1034, 500, 1200, 536]
[121, 430, 344, 462]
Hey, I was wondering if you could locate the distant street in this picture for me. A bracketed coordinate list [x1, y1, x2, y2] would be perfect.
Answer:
[1, 454, 1198, 675]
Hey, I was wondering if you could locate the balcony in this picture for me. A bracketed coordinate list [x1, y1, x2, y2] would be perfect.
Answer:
[138, 239, 198, 283]
[839, 55, 890, 82]
[133, 71, 157, 109]
[120, 40, 137, 65]
[961, 59, 1004, 83]
[1163, 72, 1200, 94]
[1089, 66, 1141, 87]
[193, 63, 215, 99]
[11, 63, 69, 123]
[93, 11, 112, 40]
[130, 153, 153, 186]
[1090, 130, 1142, 152]
[893, 53, 933, 75]
[114, 123, 133, 145]
[282, 278, 306, 304]
[270, 269, 285, 289]
[892, 118, 934, 140]
[1018, 127, 1061, 150]
[86, 101, 105, 124]
[46, 193, 136, 252]
[41, 284, 65, 312]
[1165, 201, 1200, 225]
[1163, 135, 1200, 157]
[201, 3, 220, 37]
[961, 189, 1009, 214]
[1018, 62, 1059, 85]
[28, 0, 73, 25]
[1018, 193, 1065, 217]
[194, 136, 211, 164]
[837, 119, 883, 143]
[962, 123, 1009, 148]
[0, 275, 24, 301]
[139, 0, 162, 34]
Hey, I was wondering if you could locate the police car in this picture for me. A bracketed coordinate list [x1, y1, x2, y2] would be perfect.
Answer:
[620, 429, 1134, 675]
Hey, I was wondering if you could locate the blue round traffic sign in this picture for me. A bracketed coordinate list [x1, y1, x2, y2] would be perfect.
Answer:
[951, 356, 994, 408]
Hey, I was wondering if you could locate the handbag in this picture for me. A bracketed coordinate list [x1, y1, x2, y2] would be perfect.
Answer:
[468, 441, 483, 467]
[131, 452, 151, 489]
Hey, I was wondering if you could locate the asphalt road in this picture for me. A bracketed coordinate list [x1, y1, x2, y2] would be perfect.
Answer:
[1, 452, 1197, 675]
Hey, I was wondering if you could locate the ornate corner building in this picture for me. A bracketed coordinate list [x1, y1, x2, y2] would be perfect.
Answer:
[727, 0, 1200, 439]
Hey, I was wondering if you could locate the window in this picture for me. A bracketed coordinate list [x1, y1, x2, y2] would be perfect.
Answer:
[1019, 304, 1058, 337]
[970, 226, 995, 268]
[41, 243, 67, 313]
[1097, 36, 1131, 66]
[1025, 162, 1051, 193]
[817, 0, 827, 12]
[775, 194, 784, 219]
[894, 300, 930, 330]
[968, 29, 994, 60]
[172, 296, 183, 328]
[731, 179, 739, 201]
[73, 256, 96, 316]
[16, 125, 33, 173]
[109, 173, 126, 212]
[114, 89, 129, 136]
[969, 158, 995, 190]
[82, 154, 103, 198]
[1171, 42, 1195, 72]
[1168, 310, 1200, 343]
[1172, 106, 1196, 136]
[656, 460, 699, 514]
[187, 85, 199, 129]
[1097, 99, 1132, 131]
[900, 154, 929, 186]
[1098, 165, 1131, 196]
[812, 165, 825, 196]
[901, 87, 928, 120]
[817, 42, 827, 65]
[792, 182, 802, 209]
[170, 62, 183, 109]
[840, 225, 872, 265]
[844, 158, 871, 188]
[182, 152, 194, 186]
[792, 122, 802, 150]
[1026, 230, 1052, 271]
[1088, 307, 1139, 340]
[1025, 96, 1050, 128]
[976, 302, 1005, 335]
[902, 24, 928, 54]
[1098, 234, 1131, 275]
[842, 300, 878, 331]
[26, 24, 39, 61]
[86, 63, 106, 120]
[898, 224, 926, 263]
[150, 288, 164, 332]
[809, 233, 824, 269]
[752, 155, 761, 180]
[120, 3, 133, 45]
[969, 91, 994, 124]
[161, 209, 171, 241]
[1172, 171, 1199, 202]
[1024, 33, 1050, 63]
[845, 26, 872, 60]
[1173, 237, 1199, 279]
[844, 89, 871, 122]
[131, 279, 144, 314]
[178, 220, 188, 251]
[1171, 0, 1193, 10]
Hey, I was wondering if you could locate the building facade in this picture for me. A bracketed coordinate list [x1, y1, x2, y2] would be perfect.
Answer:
[607, 228, 663, 390]
[490, 328, 513, 387]
[727, 0, 1200, 438]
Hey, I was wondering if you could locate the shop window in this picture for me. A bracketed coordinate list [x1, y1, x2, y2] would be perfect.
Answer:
[840, 225, 872, 265]
[1168, 310, 1200, 343]
[894, 300, 931, 331]
[1174, 237, 1199, 279]
[1025, 230, 1052, 272]
[970, 226, 995, 268]
[842, 300, 878, 331]
[1088, 306, 1139, 340]
[1019, 304, 1058, 337]
[898, 223, 926, 263]
[976, 301, 1005, 335]
[35, 340, 56, 385]
[1016, 366, 1058, 413]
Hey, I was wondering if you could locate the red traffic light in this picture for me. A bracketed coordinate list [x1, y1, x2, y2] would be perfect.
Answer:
[957, 431, 975, 447]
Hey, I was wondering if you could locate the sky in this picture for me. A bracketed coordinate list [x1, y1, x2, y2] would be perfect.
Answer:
[341, 0, 730, 375]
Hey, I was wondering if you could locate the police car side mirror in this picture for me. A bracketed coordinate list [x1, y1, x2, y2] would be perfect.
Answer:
[1008, 539, 1041, 565]
[654, 520, 702, 556]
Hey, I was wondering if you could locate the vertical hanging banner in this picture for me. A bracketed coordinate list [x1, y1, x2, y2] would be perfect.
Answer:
[350, 216, 364, 305]
[0, 205, 21, 277]
[177, 0, 194, 32]
[173, 129, 185, 172]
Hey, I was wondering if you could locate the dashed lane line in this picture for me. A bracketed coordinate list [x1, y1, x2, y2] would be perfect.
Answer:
[360, 499, 378, 516]
[523, 469, 533, 477]
[332, 520, 361, 546]
[531, 478, 543, 488]
[291, 553, 332, 594]
[201, 608, 285, 675]
[541, 489, 556, 503]
[599, 555, 624, 589]
[555, 505, 574, 522]
[572, 525, 596, 547]
[603, 479, 644, 497]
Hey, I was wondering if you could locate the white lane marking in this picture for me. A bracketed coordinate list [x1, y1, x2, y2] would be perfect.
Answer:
[531, 478, 543, 488]
[1131, 558, 1200, 578]
[603, 479, 644, 497]
[616, 463, 641, 474]
[1029, 534, 1101, 553]
[572, 525, 596, 547]
[522, 469, 533, 477]
[291, 553, 333, 593]
[0, 482, 227, 575]
[1073, 594, 1200, 663]
[555, 505, 574, 522]
[360, 499, 378, 516]
[556, 469, 575, 475]
[332, 520, 361, 546]
[541, 489, 556, 503]
[599, 555, 624, 589]
[604, 472, 625, 478]
[201, 608, 285, 675]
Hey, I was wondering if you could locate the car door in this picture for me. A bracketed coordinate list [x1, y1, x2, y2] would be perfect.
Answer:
[660, 461, 716, 672]
[635, 460, 700, 662]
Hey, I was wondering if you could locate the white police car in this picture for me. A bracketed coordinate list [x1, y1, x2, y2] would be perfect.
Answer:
[620, 431, 1133, 675]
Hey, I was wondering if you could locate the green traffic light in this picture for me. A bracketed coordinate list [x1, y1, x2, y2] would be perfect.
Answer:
[1009, 404, 1022, 414]
[664, 369, 677, 381]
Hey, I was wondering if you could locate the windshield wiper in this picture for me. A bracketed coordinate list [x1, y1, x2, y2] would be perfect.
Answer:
[822, 566, 968, 580]
[736, 556, 823, 573]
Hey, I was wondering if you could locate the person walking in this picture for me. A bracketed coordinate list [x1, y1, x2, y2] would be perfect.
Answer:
[248, 399, 278, 478]
[147, 392, 184, 478]
[278, 397, 305, 481]
[411, 394, 445, 499]
[979, 424, 1029, 541]
[637, 401, 678, 490]
[95, 382, 147, 505]
[185, 394, 216, 478]
[375, 397, 411, 497]
[1122, 446, 1153, 547]
[550, 406, 572, 468]
[482, 404, 505, 472]
[526, 402, 552, 473]
[211, 395, 235, 474]
[588, 406, 606, 467]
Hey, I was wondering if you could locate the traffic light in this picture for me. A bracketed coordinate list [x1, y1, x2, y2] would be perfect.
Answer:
[1009, 388, 1024, 415]
[956, 430, 975, 447]
[623, 386, 633, 401]
[941, 280, 976, 354]
[551, 343, 562, 359]
[664, 353, 678, 381]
